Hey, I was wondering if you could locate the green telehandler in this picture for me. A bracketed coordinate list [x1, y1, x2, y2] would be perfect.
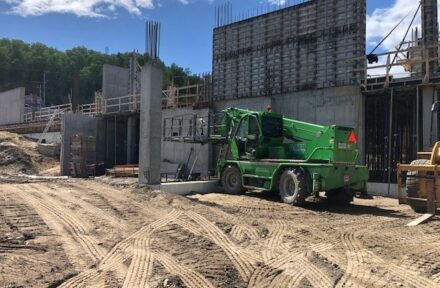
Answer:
[214, 107, 369, 205]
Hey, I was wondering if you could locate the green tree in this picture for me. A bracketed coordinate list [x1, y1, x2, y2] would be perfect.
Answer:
[0, 38, 202, 105]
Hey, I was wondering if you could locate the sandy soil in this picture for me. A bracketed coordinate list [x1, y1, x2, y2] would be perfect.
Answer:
[0, 131, 58, 175]
[0, 177, 439, 288]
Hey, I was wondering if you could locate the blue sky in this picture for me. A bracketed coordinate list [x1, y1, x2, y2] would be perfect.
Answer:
[0, 0, 412, 74]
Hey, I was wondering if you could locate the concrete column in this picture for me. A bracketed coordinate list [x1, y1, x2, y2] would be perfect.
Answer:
[422, 86, 435, 150]
[126, 116, 136, 164]
[139, 64, 163, 185]
[357, 93, 366, 165]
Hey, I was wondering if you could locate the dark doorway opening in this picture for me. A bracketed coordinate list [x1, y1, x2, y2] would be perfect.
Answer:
[365, 89, 419, 183]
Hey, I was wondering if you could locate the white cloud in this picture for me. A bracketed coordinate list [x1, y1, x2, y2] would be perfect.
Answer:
[0, 0, 154, 17]
[267, 0, 286, 5]
[0, 0, 202, 17]
[366, 0, 433, 77]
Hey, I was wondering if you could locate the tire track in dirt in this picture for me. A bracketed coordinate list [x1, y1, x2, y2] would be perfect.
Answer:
[60, 210, 181, 288]
[175, 212, 258, 282]
[68, 181, 137, 207]
[230, 225, 259, 242]
[154, 251, 216, 288]
[365, 250, 438, 288]
[122, 238, 153, 288]
[268, 264, 306, 288]
[43, 184, 126, 231]
[248, 241, 337, 288]
[262, 219, 289, 262]
[351, 225, 438, 288]
[23, 184, 106, 262]
[338, 230, 437, 288]
[173, 217, 205, 236]
[0, 192, 49, 236]
[9, 185, 106, 265]
[396, 256, 438, 282]
[251, 245, 297, 287]
[250, 248, 305, 288]
[337, 232, 376, 288]
[193, 201, 260, 241]
[184, 210, 258, 282]
[297, 257, 333, 288]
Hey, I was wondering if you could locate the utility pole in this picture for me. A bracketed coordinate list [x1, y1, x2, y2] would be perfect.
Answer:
[43, 71, 47, 106]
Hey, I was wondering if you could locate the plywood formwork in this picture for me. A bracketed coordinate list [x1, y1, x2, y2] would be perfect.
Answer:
[212, 0, 366, 101]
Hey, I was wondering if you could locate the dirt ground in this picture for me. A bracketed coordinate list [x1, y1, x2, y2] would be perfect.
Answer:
[0, 131, 58, 176]
[0, 177, 439, 288]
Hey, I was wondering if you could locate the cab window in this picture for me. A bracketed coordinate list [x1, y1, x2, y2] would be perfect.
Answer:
[236, 117, 248, 139]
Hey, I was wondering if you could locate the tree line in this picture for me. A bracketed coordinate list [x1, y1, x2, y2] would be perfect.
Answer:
[0, 38, 201, 105]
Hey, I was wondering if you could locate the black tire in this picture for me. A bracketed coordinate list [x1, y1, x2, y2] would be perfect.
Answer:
[221, 165, 245, 195]
[406, 159, 430, 213]
[326, 188, 354, 205]
[278, 168, 308, 206]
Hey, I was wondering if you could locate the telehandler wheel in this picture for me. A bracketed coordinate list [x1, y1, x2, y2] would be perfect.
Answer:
[326, 188, 354, 205]
[279, 168, 308, 206]
[406, 159, 430, 213]
[221, 165, 245, 195]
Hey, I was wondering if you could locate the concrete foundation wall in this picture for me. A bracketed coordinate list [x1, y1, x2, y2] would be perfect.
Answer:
[60, 113, 98, 176]
[213, 97, 271, 112]
[212, 85, 365, 163]
[272, 86, 363, 129]
[24, 132, 61, 144]
[367, 182, 398, 198]
[102, 64, 129, 99]
[0, 87, 25, 125]
[162, 142, 210, 177]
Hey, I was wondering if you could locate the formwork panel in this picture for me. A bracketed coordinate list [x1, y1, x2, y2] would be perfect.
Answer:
[212, 0, 366, 100]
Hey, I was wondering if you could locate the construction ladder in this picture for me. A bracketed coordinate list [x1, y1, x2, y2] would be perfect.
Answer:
[38, 108, 62, 144]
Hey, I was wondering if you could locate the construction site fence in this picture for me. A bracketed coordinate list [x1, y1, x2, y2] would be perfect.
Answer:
[99, 94, 141, 115]
[20, 82, 211, 125]
[23, 104, 73, 123]
[162, 83, 211, 109]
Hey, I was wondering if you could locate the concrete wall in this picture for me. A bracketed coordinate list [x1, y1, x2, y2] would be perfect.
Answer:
[0, 87, 25, 125]
[214, 97, 271, 112]
[367, 182, 398, 198]
[273, 86, 363, 129]
[212, 85, 365, 163]
[162, 142, 210, 177]
[162, 107, 212, 177]
[60, 113, 98, 176]
[24, 132, 61, 144]
[139, 64, 163, 185]
[102, 64, 129, 99]
[96, 117, 107, 165]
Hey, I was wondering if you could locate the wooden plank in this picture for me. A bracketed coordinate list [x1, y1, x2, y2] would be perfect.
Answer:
[398, 164, 438, 172]
[406, 213, 436, 227]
